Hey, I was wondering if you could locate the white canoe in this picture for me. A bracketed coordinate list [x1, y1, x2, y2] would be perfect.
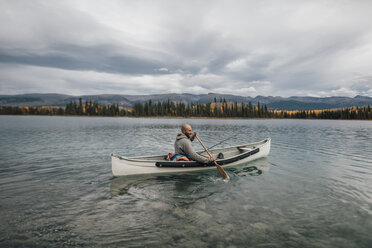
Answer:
[111, 138, 271, 177]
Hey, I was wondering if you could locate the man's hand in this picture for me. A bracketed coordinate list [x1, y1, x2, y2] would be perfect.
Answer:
[190, 131, 197, 141]
[210, 156, 216, 162]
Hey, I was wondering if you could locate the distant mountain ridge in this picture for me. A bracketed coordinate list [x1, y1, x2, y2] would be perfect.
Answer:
[0, 93, 371, 110]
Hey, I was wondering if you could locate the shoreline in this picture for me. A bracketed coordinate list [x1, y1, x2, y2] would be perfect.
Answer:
[0, 114, 370, 121]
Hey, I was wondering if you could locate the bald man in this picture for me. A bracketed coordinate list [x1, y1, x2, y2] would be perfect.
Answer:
[174, 124, 216, 164]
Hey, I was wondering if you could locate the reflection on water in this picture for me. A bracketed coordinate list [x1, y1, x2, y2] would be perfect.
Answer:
[229, 158, 271, 177]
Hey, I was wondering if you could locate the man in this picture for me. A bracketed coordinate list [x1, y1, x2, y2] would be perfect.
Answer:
[174, 124, 216, 163]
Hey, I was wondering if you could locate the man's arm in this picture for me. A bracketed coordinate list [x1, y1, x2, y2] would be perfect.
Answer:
[182, 139, 210, 163]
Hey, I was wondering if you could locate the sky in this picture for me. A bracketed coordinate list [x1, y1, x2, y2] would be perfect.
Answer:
[1, 0, 372, 97]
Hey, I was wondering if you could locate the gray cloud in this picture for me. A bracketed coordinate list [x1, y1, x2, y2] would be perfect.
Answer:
[1, 0, 372, 97]
[0, 45, 168, 75]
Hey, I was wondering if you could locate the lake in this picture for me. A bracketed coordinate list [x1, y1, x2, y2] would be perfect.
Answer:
[0, 116, 371, 247]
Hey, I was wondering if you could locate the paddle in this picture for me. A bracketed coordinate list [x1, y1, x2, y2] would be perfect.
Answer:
[195, 135, 230, 180]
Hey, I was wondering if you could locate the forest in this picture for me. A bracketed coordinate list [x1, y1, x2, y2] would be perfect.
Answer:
[1, 98, 371, 120]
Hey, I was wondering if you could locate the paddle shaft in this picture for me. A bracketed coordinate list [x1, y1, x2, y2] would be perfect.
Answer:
[195, 135, 230, 180]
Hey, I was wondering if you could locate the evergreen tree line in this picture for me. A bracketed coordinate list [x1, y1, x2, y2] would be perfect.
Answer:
[131, 99, 372, 120]
[0, 98, 371, 120]
[132, 99, 270, 118]
[0, 98, 126, 117]
[64, 98, 125, 116]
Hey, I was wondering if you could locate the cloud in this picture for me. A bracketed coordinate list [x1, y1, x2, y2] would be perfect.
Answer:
[1, 0, 372, 97]
[0, 63, 184, 95]
[226, 59, 247, 71]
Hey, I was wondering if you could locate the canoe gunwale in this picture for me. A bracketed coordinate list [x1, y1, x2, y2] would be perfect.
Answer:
[155, 147, 260, 167]
[112, 138, 269, 162]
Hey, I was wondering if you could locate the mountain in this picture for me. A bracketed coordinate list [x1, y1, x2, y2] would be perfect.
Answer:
[0, 93, 132, 107]
[0, 93, 371, 110]
[266, 96, 372, 110]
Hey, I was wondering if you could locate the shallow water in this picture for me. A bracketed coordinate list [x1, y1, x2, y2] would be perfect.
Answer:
[0, 116, 371, 247]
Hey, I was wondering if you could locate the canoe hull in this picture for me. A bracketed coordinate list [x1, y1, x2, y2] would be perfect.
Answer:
[112, 138, 271, 177]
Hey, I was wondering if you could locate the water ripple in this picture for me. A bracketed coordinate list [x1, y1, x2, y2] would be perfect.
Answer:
[1, 116, 372, 247]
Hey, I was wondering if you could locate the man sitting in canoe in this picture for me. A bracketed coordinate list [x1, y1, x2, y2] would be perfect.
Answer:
[174, 124, 216, 163]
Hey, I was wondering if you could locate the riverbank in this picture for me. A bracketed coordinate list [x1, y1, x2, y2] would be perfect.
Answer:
[1, 114, 371, 121]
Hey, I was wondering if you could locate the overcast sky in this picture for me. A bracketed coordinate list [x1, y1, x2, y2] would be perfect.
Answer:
[1, 0, 372, 97]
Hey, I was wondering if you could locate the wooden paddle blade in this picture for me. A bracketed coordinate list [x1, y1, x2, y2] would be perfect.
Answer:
[215, 162, 230, 180]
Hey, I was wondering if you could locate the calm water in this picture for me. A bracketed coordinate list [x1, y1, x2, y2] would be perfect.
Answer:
[0, 116, 371, 248]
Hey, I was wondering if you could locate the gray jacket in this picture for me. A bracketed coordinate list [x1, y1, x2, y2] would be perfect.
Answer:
[174, 133, 210, 163]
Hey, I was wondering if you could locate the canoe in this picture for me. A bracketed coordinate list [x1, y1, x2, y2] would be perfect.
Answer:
[111, 138, 271, 177]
